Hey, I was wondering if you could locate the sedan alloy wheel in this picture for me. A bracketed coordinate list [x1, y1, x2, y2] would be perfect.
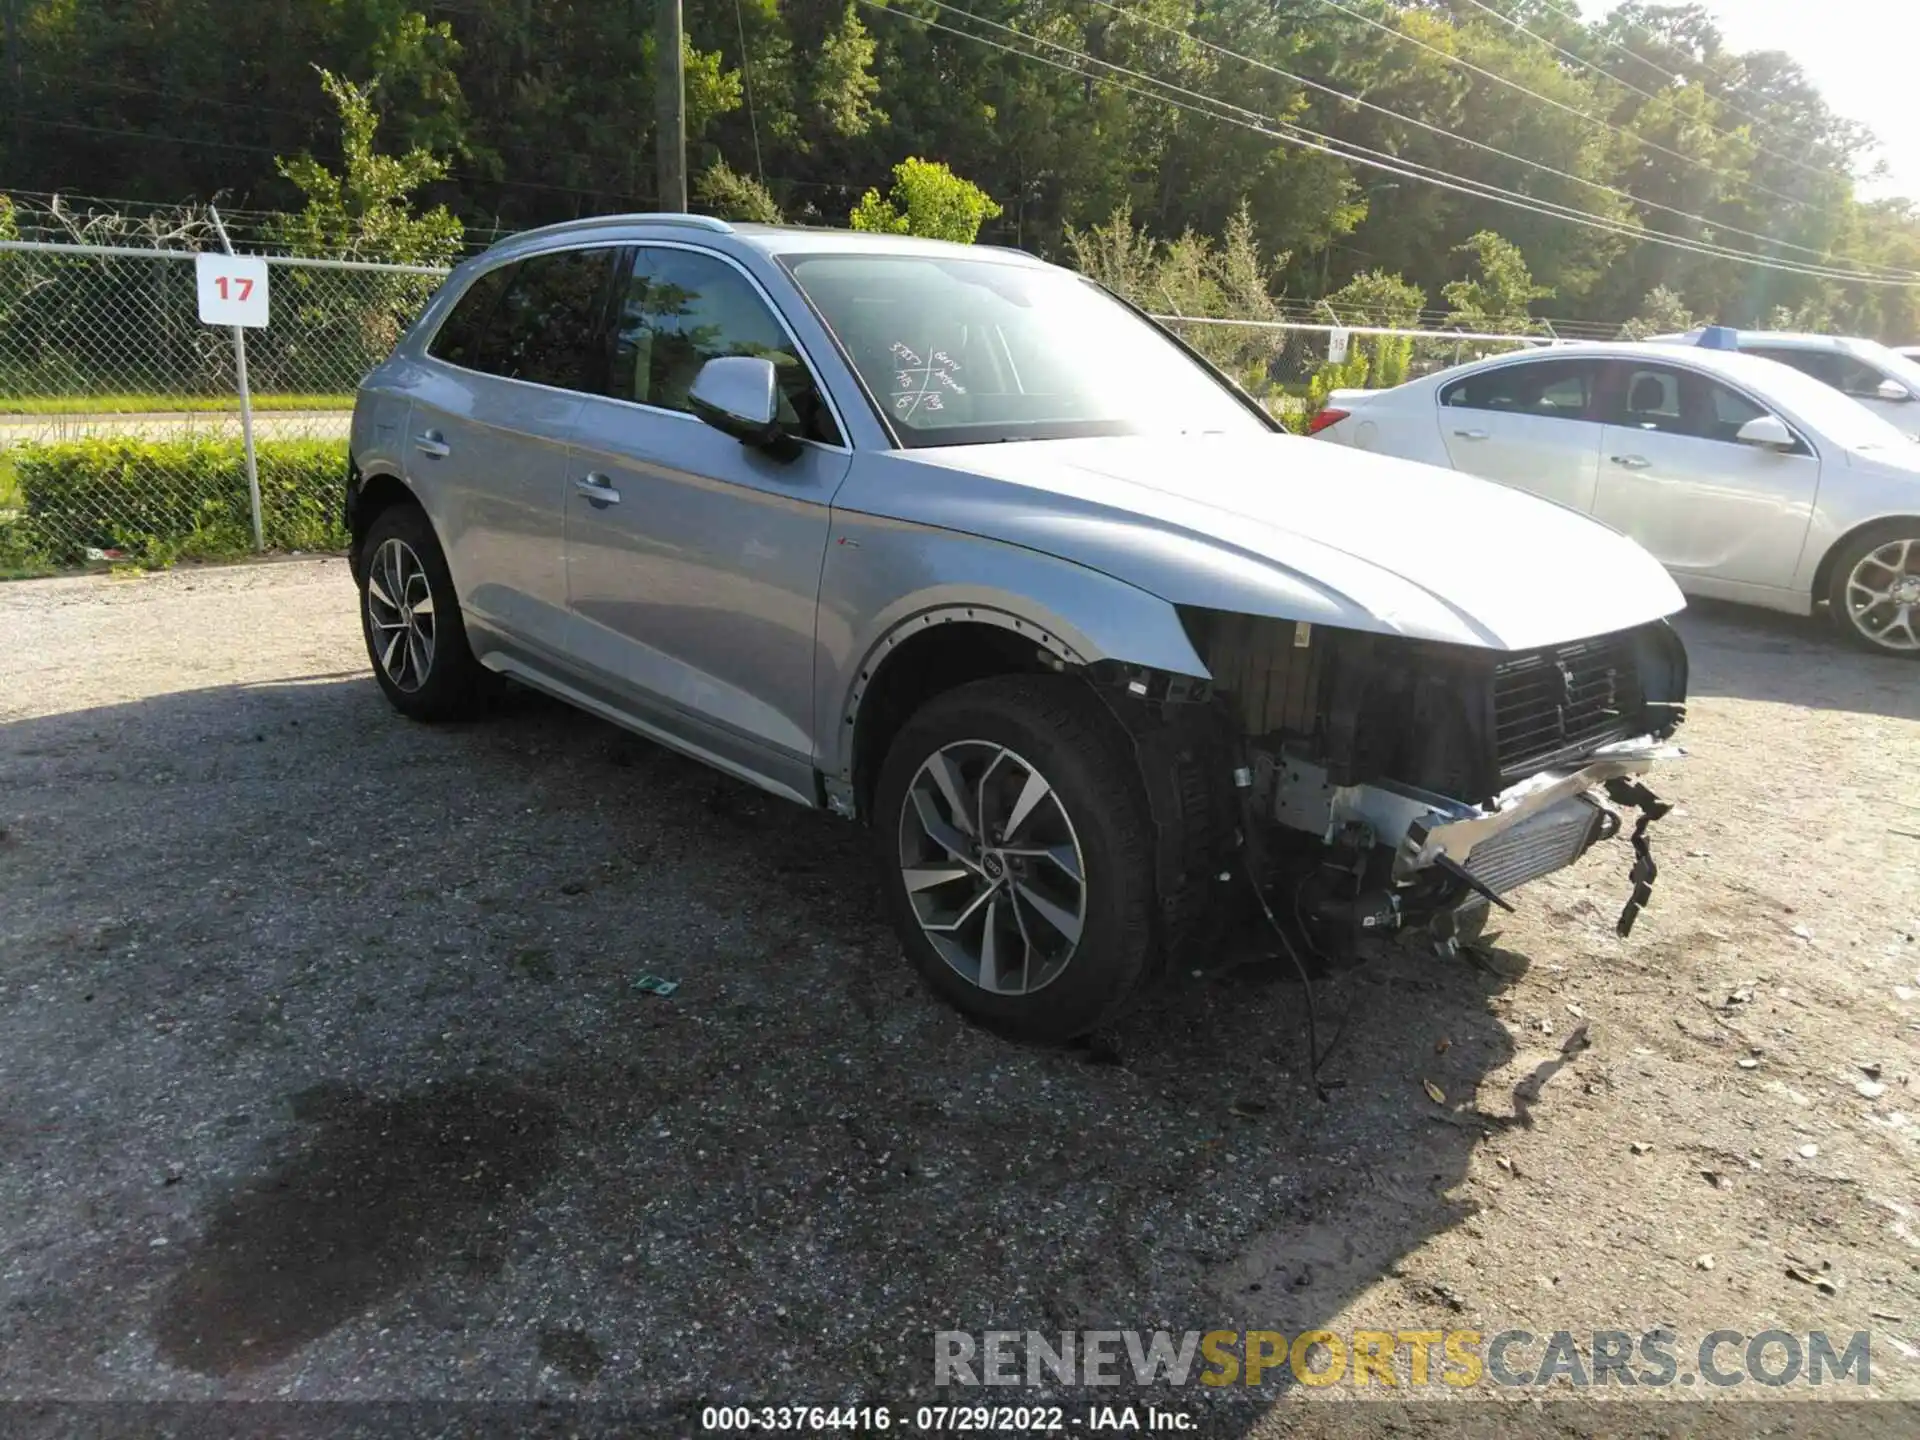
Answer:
[1843, 537, 1920, 653]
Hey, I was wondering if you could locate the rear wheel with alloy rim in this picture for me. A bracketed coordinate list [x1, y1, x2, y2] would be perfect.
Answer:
[366, 537, 436, 693]
[1829, 523, 1920, 657]
[874, 676, 1158, 1042]
[357, 503, 495, 719]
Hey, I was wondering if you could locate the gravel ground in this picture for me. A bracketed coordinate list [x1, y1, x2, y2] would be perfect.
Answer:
[2, 559, 1917, 1435]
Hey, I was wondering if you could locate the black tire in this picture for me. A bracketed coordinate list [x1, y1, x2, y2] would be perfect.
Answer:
[1826, 520, 1920, 658]
[357, 504, 495, 721]
[872, 675, 1159, 1043]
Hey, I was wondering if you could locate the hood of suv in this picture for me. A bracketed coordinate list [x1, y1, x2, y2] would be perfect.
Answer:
[867, 432, 1684, 652]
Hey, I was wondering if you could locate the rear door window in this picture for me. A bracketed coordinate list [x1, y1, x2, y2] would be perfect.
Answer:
[433, 247, 614, 391]
[1439, 358, 1603, 419]
[482, 247, 619, 392]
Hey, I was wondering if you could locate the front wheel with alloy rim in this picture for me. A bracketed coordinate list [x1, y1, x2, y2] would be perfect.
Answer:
[1829, 522, 1920, 657]
[357, 504, 495, 719]
[873, 676, 1159, 1042]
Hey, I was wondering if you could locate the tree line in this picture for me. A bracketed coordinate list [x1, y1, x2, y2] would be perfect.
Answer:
[5, 0, 1919, 340]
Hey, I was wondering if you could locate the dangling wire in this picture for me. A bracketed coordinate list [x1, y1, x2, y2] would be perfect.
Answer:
[731, 0, 765, 183]
[1235, 784, 1351, 1100]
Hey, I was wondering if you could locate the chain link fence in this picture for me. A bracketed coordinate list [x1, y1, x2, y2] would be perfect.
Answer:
[0, 238, 446, 573]
[0, 231, 1563, 575]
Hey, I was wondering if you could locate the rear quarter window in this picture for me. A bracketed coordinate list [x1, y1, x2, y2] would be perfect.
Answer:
[428, 265, 515, 370]
[1440, 358, 1600, 418]
[481, 248, 618, 392]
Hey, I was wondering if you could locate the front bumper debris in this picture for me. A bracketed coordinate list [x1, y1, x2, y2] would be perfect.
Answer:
[1374, 737, 1680, 881]
[1263, 735, 1681, 934]
[1604, 776, 1674, 936]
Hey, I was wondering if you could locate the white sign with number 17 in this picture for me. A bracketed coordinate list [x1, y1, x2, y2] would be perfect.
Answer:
[196, 254, 271, 328]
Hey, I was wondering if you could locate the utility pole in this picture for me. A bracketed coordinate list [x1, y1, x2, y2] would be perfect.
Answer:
[4, 0, 22, 169]
[655, 0, 687, 212]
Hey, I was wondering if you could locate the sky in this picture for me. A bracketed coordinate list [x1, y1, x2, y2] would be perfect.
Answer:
[1572, 0, 1917, 201]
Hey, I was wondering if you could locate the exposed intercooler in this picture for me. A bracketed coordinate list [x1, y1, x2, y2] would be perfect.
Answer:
[1461, 796, 1610, 894]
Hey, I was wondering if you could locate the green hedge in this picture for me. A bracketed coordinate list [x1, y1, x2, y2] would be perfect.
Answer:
[2, 437, 349, 568]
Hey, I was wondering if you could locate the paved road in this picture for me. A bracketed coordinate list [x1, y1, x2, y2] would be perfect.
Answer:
[0, 410, 352, 447]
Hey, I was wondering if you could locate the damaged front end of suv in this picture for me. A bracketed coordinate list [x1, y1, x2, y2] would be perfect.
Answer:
[839, 429, 1692, 1037]
[1182, 610, 1681, 960]
[1122, 611, 1687, 970]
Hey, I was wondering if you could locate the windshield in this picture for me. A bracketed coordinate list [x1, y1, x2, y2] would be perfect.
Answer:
[781, 253, 1271, 447]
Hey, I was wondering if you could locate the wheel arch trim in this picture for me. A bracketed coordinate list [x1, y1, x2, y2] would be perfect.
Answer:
[840, 602, 1089, 734]
[820, 578, 1211, 806]
[345, 461, 417, 579]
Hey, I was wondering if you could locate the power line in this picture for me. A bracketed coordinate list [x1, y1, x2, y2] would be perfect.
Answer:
[17, 114, 662, 218]
[18, 115, 286, 157]
[1530, 0, 1857, 161]
[5, 187, 284, 219]
[730, 0, 765, 182]
[874, 3, 1919, 286]
[1453, 0, 1844, 189]
[1302, 0, 1835, 221]
[1301, 123, 1902, 284]
[1530, 0, 1728, 98]
[1088, 0, 1918, 280]
[917, 2, 1874, 282]
[48, 74, 325, 123]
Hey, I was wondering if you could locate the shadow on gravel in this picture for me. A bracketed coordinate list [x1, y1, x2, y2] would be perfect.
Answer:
[1675, 600, 1920, 720]
[0, 675, 1533, 1420]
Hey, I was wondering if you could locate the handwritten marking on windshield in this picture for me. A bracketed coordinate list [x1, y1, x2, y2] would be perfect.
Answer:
[890, 341, 966, 420]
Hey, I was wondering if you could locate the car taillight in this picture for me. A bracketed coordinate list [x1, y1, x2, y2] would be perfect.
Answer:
[1307, 407, 1351, 435]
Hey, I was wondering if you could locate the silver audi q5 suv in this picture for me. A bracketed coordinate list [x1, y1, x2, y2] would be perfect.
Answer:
[346, 214, 1689, 1041]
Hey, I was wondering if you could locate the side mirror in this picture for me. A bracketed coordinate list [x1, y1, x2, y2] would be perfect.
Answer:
[1876, 377, 1913, 403]
[1735, 414, 1796, 450]
[688, 356, 788, 452]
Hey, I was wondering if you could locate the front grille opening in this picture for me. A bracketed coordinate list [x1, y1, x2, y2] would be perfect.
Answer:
[1493, 633, 1644, 779]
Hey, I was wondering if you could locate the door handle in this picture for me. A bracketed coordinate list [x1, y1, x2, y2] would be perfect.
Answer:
[574, 474, 621, 507]
[413, 431, 451, 459]
[1453, 428, 1490, 441]
[1610, 455, 1652, 469]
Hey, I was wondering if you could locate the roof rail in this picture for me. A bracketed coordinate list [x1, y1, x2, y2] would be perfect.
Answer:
[506, 212, 735, 244]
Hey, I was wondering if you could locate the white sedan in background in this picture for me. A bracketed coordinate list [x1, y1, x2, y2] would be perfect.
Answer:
[1309, 342, 1920, 655]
